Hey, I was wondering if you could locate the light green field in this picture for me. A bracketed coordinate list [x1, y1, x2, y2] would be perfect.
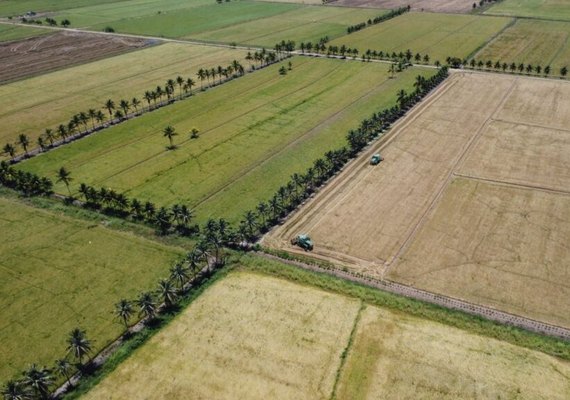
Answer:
[0, 42, 246, 147]
[0, 0, 123, 17]
[54, 0, 382, 47]
[82, 271, 570, 399]
[0, 23, 48, 41]
[18, 58, 435, 223]
[486, 0, 570, 21]
[0, 195, 185, 381]
[331, 12, 512, 63]
[475, 19, 570, 70]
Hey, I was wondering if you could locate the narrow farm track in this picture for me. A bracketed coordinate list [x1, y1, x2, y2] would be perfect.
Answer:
[260, 253, 570, 341]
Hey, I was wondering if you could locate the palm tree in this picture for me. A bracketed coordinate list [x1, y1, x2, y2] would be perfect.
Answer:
[185, 78, 196, 95]
[104, 99, 115, 118]
[119, 99, 130, 117]
[137, 292, 157, 320]
[132, 97, 141, 114]
[155, 86, 164, 103]
[88, 108, 97, 128]
[561, 66, 568, 77]
[66, 328, 92, 366]
[1, 380, 30, 400]
[190, 127, 199, 139]
[57, 124, 67, 141]
[197, 69, 206, 89]
[397, 89, 408, 109]
[144, 91, 153, 110]
[44, 128, 56, 147]
[163, 125, 178, 149]
[54, 358, 73, 388]
[56, 166, 73, 196]
[95, 110, 106, 126]
[176, 76, 184, 98]
[169, 263, 189, 288]
[157, 279, 178, 307]
[114, 299, 134, 330]
[37, 136, 47, 152]
[22, 364, 53, 400]
[18, 134, 30, 155]
[3, 143, 16, 159]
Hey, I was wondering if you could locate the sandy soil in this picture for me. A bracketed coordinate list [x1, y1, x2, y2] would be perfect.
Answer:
[330, 0, 474, 13]
[0, 31, 149, 83]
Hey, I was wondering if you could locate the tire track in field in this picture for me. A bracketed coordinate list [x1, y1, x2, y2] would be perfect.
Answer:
[191, 66, 406, 213]
[93, 60, 343, 196]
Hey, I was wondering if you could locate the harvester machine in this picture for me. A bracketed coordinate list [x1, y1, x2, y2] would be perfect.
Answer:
[291, 234, 314, 251]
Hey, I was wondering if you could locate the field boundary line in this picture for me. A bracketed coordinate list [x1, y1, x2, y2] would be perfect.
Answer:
[454, 173, 570, 197]
[259, 252, 570, 341]
[383, 76, 518, 275]
[468, 15, 516, 61]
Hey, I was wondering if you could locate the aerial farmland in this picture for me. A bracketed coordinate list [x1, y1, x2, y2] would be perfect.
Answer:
[1, 0, 569, 398]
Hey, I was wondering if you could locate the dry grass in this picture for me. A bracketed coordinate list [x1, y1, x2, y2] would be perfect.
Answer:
[337, 305, 570, 399]
[331, 0, 474, 13]
[82, 272, 361, 400]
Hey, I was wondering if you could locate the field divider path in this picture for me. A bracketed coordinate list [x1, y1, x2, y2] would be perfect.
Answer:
[383, 76, 519, 276]
[453, 173, 570, 197]
[259, 252, 570, 341]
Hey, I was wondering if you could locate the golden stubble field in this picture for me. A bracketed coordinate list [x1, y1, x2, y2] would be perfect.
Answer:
[265, 71, 570, 328]
[83, 272, 570, 399]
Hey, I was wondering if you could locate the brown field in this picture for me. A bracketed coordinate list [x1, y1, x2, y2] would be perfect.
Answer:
[0, 31, 149, 83]
[330, 0, 474, 13]
[265, 72, 570, 328]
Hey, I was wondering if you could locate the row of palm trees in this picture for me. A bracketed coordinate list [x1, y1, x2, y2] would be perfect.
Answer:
[231, 69, 450, 241]
[465, 58, 568, 77]
[2, 328, 91, 400]
[0, 161, 52, 197]
[2, 60, 247, 162]
[347, 6, 410, 34]
[0, 218, 230, 399]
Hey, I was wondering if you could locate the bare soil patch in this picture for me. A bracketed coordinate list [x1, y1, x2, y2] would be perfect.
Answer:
[0, 30, 149, 83]
[330, 0, 474, 13]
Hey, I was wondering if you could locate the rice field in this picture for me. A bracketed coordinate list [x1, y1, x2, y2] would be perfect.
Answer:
[485, 0, 570, 22]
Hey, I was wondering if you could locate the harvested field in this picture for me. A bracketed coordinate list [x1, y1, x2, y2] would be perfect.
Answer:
[0, 23, 47, 42]
[0, 0, 123, 17]
[0, 194, 185, 381]
[330, 12, 512, 63]
[0, 42, 246, 145]
[331, 0, 474, 13]
[18, 59, 434, 223]
[266, 72, 570, 328]
[82, 271, 570, 399]
[486, 0, 570, 21]
[475, 19, 570, 71]
[0, 31, 149, 83]
[391, 178, 570, 330]
[337, 305, 570, 399]
[82, 272, 361, 400]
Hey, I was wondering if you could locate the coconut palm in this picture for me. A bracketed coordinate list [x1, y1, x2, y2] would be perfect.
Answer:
[22, 364, 53, 399]
[18, 134, 30, 155]
[163, 125, 178, 149]
[185, 78, 196, 95]
[95, 110, 106, 126]
[104, 99, 115, 118]
[3, 143, 16, 159]
[132, 97, 141, 114]
[137, 292, 157, 320]
[119, 99, 130, 117]
[176, 76, 184, 98]
[114, 299, 134, 330]
[54, 358, 73, 388]
[144, 91, 153, 110]
[169, 263, 189, 288]
[1, 380, 30, 400]
[157, 279, 178, 307]
[56, 166, 73, 196]
[88, 108, 97, 128]
[66, 328, 92, 366]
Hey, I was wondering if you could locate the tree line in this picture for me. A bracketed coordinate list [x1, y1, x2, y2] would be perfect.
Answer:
[2, 60, 247, 163]
[464, 58, 568, 78]
[347, 6, 410, 34]
[0, 221, 231, 399]
[0, 161, 52, 197]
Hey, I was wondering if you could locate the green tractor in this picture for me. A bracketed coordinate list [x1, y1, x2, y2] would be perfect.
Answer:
[291, 234, 314, 251]
[370, 153, 383, 165]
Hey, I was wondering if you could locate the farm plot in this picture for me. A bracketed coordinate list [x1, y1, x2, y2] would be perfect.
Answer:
[485, 0, 570, 21]
[331, 0, 474, 13]
[0, 42, 246, 146]
[0, 31, 149, 83]
[267, 72, 570, 329]
[330, 12, 512, 63]
[0, 0, 123, 17]
[475, 19, 570, 71]
[336, 305, 570, 399]
[82, 271, 570, 399]
[18, 58, 434, 223]
[0, 23, 47, 42]
[0, 195, 185, 381]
